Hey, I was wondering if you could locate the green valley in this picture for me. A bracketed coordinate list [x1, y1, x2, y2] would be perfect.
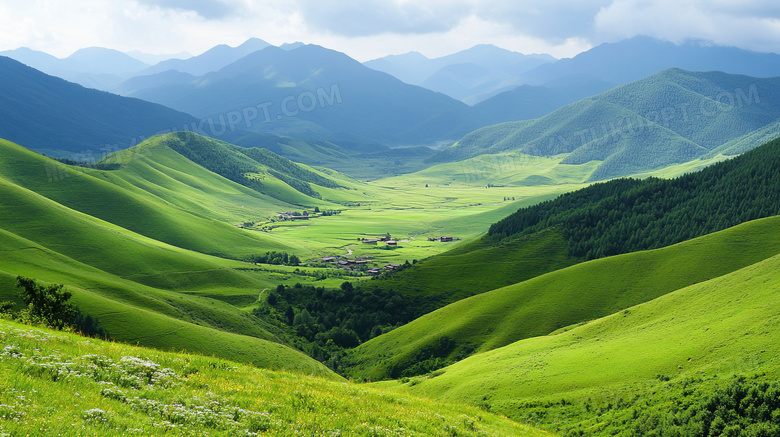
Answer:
[3, 32, 780, 436]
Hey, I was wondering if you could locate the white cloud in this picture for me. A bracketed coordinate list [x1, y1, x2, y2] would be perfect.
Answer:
[594, 0, 780, 52]
[0, 0, 779, 61]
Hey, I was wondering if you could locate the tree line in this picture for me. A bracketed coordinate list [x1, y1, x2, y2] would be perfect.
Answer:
[489, 137, 780, 259]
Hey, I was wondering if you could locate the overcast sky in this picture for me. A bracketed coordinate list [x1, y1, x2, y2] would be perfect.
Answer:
[1, 0, 779, 62]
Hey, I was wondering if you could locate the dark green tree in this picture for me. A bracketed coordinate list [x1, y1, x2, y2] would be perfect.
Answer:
[15, 276, 76, 330]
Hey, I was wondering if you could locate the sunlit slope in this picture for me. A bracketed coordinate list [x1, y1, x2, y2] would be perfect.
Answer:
[434, 69, 780, 180]
[388, 250, 780, 422]
[348, 216, 780, 380]
[0, 137, 304, 259]
[0, 230, 334, 378]
[0, 173, 263, 291]
[0, 319, 546, 436]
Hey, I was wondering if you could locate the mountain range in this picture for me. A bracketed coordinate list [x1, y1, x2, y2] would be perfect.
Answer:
[364, 44, 556, 103]
[434, 68, 780, 180]
[120, 44, 487, 146]
[0, 56, 195, 156]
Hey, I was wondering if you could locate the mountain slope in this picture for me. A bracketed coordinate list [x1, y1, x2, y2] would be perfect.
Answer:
[384, 248, 780, 435]
[0, 56, 196, 155]
[365, 44, 555, 103]
[138, 37, 271, 76]
[345, 215, 780, 380]
[0, 168, 334, 376]
[125, 44, 485, 147]
[434, 69, 780, 180]
[0, 137, 307, 260]
[522, 35, 780, 91]
[489, 135, 780, 259]
[375, 135, 779, 315]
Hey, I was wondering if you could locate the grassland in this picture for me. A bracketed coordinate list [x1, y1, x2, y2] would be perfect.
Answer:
[376, 249, 780, 434]
[0, 318, 547, 436]
[345, 215, 780, 380]
[266, 151, 593, 266]
[0, 134, 596, 379]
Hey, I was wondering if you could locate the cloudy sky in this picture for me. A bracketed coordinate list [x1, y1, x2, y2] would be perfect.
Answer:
[1, 0, 779, 62]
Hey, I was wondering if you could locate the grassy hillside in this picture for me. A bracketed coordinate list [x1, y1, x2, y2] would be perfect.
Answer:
[345, 215, 780, 380]
[0, 174, 340, 376]
[379, 250, 780, 435]
[0, 319, 545, 436]
[433, 69, 780, 180]
[0, 137, 307, 260]
[154, 131, 342, 201]
[490, 136, 780, 260]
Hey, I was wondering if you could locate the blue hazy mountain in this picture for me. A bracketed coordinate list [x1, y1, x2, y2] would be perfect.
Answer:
[0, 56, 195, 155]
[125, 44, 484, 147]
[365, 44, 556, 103]
[139, 38, 271, 77]
[521, 36, 780, 96]
[0, 46, 151, 90]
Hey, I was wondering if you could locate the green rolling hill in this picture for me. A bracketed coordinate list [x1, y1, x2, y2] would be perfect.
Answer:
[345, 215, 780, 381]
[0, 133, 355, 260]
[380, 247, 780, 435]
[0, 134, 373, 377]
[0, 177, 333, 377]
[432, 69, 780, 180]
[366, 136, 780, 307]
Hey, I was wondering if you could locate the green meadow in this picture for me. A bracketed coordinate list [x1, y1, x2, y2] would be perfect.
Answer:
[0, 319, 547, 436]
[0, 134, 596, 382]
[378, 249, 780, 434]
[2, 130, 779, 436]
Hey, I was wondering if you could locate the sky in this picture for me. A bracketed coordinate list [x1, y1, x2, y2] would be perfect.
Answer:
[1, 0, 779, 62]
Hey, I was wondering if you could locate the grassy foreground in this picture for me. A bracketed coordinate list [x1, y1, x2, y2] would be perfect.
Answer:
[0, 319, 546, 436]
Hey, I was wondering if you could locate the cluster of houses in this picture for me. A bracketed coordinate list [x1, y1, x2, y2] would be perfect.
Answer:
[319, 255, 400, 275]
[428, 235, 455, 242]
[361, 234, 410, 246]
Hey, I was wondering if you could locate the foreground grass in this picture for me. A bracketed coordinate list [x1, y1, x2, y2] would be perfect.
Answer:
[0, 319, 545, 436]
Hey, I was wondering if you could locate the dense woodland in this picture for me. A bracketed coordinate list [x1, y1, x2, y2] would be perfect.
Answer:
[253, 282, 438, 371]
[490, 138, 780, 259]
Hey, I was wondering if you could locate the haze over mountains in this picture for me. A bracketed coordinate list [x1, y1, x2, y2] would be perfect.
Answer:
[0, 56, 196, 156]
[434, 68, 780, 180]
[364, 44, 556, 103]
[3, 34, 780, 186]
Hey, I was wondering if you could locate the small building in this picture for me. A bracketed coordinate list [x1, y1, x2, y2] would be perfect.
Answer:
[366, 269, 380, 275]
[362, 238, 378, 244]
[440, 236, 453, 242]
[386, 240, 397, 246]
[321, 256, 338, 263]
